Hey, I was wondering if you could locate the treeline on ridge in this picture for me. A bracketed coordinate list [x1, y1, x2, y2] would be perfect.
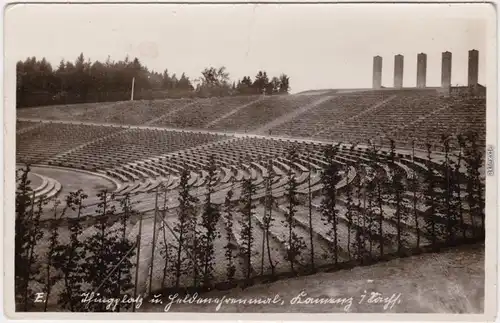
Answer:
[16, 54, 291, 108]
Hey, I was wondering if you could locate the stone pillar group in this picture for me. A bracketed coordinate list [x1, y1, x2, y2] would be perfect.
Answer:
[372, 49, 479, 89]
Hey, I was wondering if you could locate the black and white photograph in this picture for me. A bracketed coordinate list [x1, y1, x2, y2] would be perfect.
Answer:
[3, 2, 497, 319]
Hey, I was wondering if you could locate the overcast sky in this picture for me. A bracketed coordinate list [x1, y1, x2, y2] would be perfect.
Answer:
[5, 3, 492, 93]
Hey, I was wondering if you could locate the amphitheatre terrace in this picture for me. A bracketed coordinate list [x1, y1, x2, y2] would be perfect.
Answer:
[15, 50, 487, 306]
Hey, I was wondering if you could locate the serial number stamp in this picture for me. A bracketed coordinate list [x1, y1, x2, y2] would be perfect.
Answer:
[486, 145, 494, 176]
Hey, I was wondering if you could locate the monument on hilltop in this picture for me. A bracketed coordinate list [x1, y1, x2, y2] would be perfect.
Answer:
[441, 51, 452, 89]
[394, 54, 404, 88]
[468, 49, 479, 87]
[372, 56, 383, 89]
[416, 53, 427, 88]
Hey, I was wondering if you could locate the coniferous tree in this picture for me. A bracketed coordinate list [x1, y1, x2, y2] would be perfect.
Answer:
[191, 204, 202, 288]
[306, 150, 316, 270]
[200, 155, 221, 288]
[454, 135, 466, 240]
[223, 180, 237, 283]
[283, 147, 306, 273]
[440, 135, 457, 245]
[366, 144, 389, 258]
[53, 189, 88, 312]
[388, 140, 410, 254]
[172, 167, 199, 289]
[364, 167, 377, 259]
[464, 131, 485, 238]
[424, 143, 439, 250]
[159, 222, 171, 290]
[240, 176, 256, 283]
[159, 184, 172, 290]
[344, 164, 355, 260]
[351, 162, 367, 263]
[43, 199, 66, 312]
[409, 140, 421, 249]
[263, 159, 276, 277]
[115, 193, 137, 312]
[15, 166, 34, 310]
[148, 188, 160, 295]
[21, 194, 47, 311]
[320, 144, 341, 265]
[375, 168, 387, 257]
[82, 190, 118, 312]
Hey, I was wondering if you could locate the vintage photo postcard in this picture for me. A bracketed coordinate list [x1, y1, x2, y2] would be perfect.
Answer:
[3, 1, 498, 321]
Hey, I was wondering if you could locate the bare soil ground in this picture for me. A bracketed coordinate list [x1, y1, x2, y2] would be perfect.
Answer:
[139, 243, 484, 313]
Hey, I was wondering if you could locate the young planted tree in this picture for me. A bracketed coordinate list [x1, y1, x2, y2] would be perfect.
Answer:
[366, 144, 390, 258]
[15, 165, 34, 310]
[82, 190, 119, 312]
[463, 131, 485, 238]
[148, 188, 160, 294]
[200, 155, 222, 288]
[240, 176, 256, 283]
[320, 144, 342, 265]
[283, 147, 306, 273]
[388, 140, 410, 255]
[440, 135, 457, 245]
[344, 164, 355, 260]
[364, 168, 377, 258]
[115, 193, 138, 312]
[351, 163, 367, 263]
[305, 149, 316, 270]
[25, 196, 47, 309]
[53, 189, 88, 312]
[262, 159, 276, 277]
[159, 184, 172, 290]
[454, 135, 466, 240]
[172, 167, 199, 289]
[409, 140, 421, 249]
[190, 205, 202, 288]
[43, 199, 67, 312]
[424, 143, 440, 251]
[223, 180, 237, 283]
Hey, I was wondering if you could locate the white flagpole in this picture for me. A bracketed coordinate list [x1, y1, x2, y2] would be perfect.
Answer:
[131, 77, 135, 101]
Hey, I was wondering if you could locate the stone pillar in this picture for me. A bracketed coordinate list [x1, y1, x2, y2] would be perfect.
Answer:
[394, 54, 404, 88]
[468, 49, 479, 87]
[441, 51, 452, 88]
[416, 53, 427, 88]
[372, 56, 383, 89]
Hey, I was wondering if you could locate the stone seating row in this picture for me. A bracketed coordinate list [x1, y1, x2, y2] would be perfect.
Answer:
[209, 95, 320, 132]
[17, 122, 123, 164]
[271, 92, 391, 137]
[152, 96, 259, 129]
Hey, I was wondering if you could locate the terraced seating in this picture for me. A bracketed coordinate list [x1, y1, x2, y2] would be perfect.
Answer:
[49, 128, 229, 171]
[20, 88, 486, 298]
[17, 101, 116, 120]
[390, 97, 486, 150]
[314, 93, 444, 144]
[16, 122, 123, 164]
[16, 99, 194, 125]
[271, 92, 392, 138]
[208, 95, 320, 132]
[151, 96, 259, 129]
[93, 99, 194, 125]
[16, 120, 42, 132]
[269, 91, 485, 151]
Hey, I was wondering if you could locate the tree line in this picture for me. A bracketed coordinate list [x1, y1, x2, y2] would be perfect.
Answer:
[16, 54, 291, 108]
[15, 132, 484, 311]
